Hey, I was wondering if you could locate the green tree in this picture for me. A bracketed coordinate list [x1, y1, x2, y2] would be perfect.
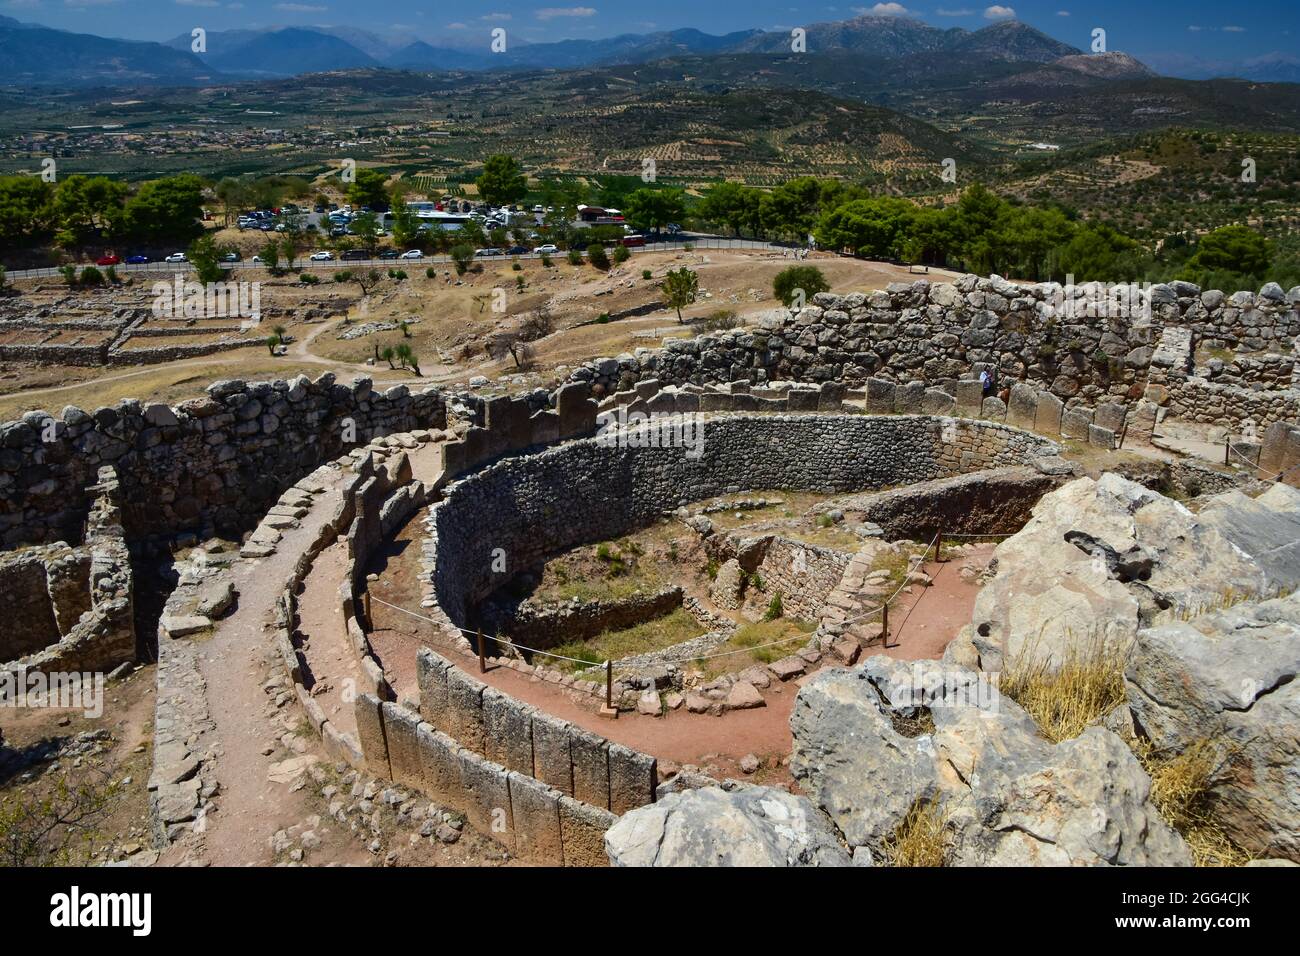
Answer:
[390, 203, 422, 249]
[587, 243, 610, 270]
[698, 182, 753, 236]
[260, 239, 282, 275]
[622, 188, 685, 234]
[773, 265, 829, 307]
[188, 233, 227, 284]
[121, 175, 205, 246]
[51, 175, 126, 247]
[1186, 225, 1271, 278]
[1055, 222, 1146, 283]
[346, 168, 389, 210]
[450, 243, 475, 275]
[814, 197, 915, 258]
[476, 154, 527, 207]
[0, 176, 55, 249]
[661, 266, 699, 322]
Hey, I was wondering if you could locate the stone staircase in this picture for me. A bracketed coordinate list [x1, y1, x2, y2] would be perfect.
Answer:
[818, 541, 895, 646]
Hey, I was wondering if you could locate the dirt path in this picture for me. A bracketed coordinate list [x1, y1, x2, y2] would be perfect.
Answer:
[294, 539, 361, 739]
[181, 479, 369, 866]
[882, 546, 994, 660]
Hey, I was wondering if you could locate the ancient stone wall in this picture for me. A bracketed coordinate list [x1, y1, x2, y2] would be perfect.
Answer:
[479, 586, 684, 650]
[564, 275, 1299, 423]
[757, 537, 852, 622]
[429, 414, 1057, 631]
[0, 372, 446, 549]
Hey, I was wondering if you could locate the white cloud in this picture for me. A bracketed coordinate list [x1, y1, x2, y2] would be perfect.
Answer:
[856, 2, 911, 15]
[175, 0, 220, 7]
[1223, 25, 1246, 32]
[274, 2, 326, 11]
[535, 6, 597, 20]
[936, 8, 975, 15]
[1056, 9, 1070, 15]
[445, 22, 467, 30]
[480, 12, 511, 21]
[983, 5, 1016, 20]
[1187, 25, 1203, 32]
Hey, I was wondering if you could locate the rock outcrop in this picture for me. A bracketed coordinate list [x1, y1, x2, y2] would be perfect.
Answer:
[789, 658, 1191, 866]
[1126, 591, 1300, 862]
[604, 784, 851, 867]
[961, 474, 1297, 672]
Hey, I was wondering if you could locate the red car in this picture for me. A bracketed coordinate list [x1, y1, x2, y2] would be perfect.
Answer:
[96, 255, 121, 266]
[621, 235, 646, 248]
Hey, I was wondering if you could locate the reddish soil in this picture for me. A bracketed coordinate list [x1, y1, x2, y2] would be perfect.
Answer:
[882, 544, 995, 661]
[295, 538, 362, 737]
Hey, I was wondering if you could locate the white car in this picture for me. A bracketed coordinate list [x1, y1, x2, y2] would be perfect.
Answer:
[400, 249, 423, 260]
[164, 252, 187, 263]
[535, 244, 559, 255]
[309, 251, 335, 261]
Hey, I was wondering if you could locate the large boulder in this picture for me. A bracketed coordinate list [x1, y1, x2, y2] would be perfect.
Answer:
[604, 784, 850, 867]
[1125, 591, 1300, 862]
[790, 658, 1190, 866]
[966, 474, 1278, 671]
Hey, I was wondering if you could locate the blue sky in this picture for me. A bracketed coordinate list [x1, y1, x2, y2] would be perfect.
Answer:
[3, 0, 1295, 72]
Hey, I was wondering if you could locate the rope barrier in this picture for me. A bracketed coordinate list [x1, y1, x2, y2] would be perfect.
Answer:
[1225, 437, 1300, 482]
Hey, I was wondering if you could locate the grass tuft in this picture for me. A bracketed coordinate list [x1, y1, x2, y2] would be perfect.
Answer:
[882, 795, 948, 867]
[1001, 633, 1129, 744]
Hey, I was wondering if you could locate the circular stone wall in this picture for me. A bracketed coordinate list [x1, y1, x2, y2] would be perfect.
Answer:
[428, 414, 1058, 628]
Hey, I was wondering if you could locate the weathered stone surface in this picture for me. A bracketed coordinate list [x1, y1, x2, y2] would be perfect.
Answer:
[1126, 591, 1300, 862]
[968, 475, 1282, 672]
[604, 784, 851, 867]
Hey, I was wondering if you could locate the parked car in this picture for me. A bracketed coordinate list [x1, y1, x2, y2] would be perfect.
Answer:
[506, 245, 529, 256]
[400, 249, 423, 260]
[474, 248, 503, 257]
[378, 249, 400, 259]
[222, 252, 241, 262]
[309, 251, 335, 261]
[125, 255, 149, 264]
[535, 244, 559, 255]
[621, 235, 646, 248]
[340, 249, 369, 261]
[96, 255, 121, 266]
[251, 255, 264, 264]
[164, 252, 187, 263]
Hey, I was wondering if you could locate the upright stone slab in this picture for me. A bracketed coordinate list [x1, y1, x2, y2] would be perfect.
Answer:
[416, 724, 462, 807]
[786, 388, 820, 412]
[1088, 424, 1117, 450]
[530, 712, 574, 796]
[980, 396, 1007, 421]
[482, 690, 534, 774]
[569, 728, 611, 810]
[529, 410, 560, 446]
[1061, 406, 1093, 440]
[458, 750, 514, 851]
[1006, 383, 1038, 430]
[1033, 392, 1064, 436]
[353, 693, 390, 777]
[922, 388, 956, 415]
[1126, 400, 1159, 447]
[817, 382, 846, 411]
[556, 382, 597, 440]
[446, 666, 487, 755]
[558, 796, 616, 867]
[894, 381, 924, 414]
[380, 702, 423, 789]
[1095, 403, 1127, 436]
[415, 648, 450, 733]
[865, 378, 896, 414]
[607, 743, 656, 814]
[507, 772, 564, 863]
[955, 380, 984, 415]
[699, 393, 737, 412]
[1257, 421, 1293, 475]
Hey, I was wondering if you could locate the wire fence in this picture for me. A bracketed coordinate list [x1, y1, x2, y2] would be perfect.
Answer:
[368, 526, 1016, 692]
[1, 237, 791, 281]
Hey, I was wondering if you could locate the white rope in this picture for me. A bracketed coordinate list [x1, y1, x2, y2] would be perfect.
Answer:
[838, 532, 939, 628]
[368, 595, 610, 669]
[1225, 437, 1300, 482]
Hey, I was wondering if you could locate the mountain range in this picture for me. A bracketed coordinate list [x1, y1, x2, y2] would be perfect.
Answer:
[0, 12, 1290, 89]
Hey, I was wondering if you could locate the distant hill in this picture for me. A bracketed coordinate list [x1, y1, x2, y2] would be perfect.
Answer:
[179, 27, 380, 78]
[0, 18, 216, 86]
[729, 15, 1077, 62]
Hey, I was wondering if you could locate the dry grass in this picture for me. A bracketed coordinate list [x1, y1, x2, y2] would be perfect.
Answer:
[544, 607, 705, 674]
[1134, 738, 1253, 867]
[1000, 633, 1129, 744]
[882, 795, 949, 867]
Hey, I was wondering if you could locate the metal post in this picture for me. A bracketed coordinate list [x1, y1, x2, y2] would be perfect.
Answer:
[1225, 435, 1231, 466]
[605, 661, 613, 711]
[362, 590, 371, 628]
[477, 628, 486, 674]
[881, 602, 890, 648]
[935, 527, 943, 564]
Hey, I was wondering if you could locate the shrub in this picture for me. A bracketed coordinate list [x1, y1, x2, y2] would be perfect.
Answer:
[773, 264, 829, 307]
[512, 261, 522, 271]
[612, 244, 630, 264]
[58, 264, 77, 287]
[540, 253, 553, 267]
[567, 249, 583, 265]
[450, 244, 475, 275]
[587, 243, 610, 270]
[79, 266, 104, 287]
[334, 270, 352, 283]
[764, 593, 784, 621]
[595, 313, 610, 324]
[426, 266, 437, 279]
[642, 269, 652, 280]
[299, 272, 319, 284]
[103, 265, 118, 284]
